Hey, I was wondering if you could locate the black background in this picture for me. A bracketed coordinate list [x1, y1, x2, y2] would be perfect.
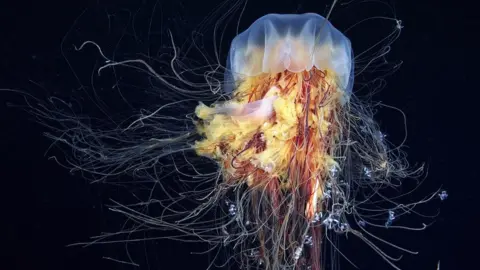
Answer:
[0, 0, 477, 270]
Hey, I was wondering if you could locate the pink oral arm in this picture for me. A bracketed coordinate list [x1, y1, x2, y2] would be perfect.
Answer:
[215, 96, 277, 121]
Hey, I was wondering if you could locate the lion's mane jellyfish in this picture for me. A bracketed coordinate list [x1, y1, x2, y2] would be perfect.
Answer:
[195, 13, 353, 269]
[192, 13, 434, 270]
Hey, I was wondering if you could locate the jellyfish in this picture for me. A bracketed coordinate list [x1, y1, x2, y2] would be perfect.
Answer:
[3, 2, 442, 270]
[194, 13, 354, 269]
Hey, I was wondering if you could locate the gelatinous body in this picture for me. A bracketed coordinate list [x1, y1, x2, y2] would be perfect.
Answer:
[225, 14, 353, 96]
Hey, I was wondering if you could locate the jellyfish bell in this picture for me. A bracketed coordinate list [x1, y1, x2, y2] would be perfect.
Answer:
[224, 13, 354, 100]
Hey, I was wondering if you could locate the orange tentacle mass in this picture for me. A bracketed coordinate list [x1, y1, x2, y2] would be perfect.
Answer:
[194, 67, 344, 269]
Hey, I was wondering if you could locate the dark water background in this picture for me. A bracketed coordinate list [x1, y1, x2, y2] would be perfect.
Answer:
[0, 0, 476, 269]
